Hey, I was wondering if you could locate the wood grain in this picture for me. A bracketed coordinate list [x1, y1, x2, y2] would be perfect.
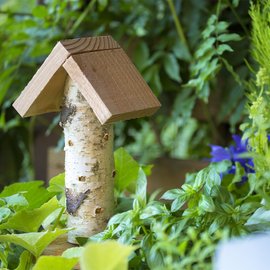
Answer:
[63, 48, 161, 124]
[13, 35, 161, 123]
[60, 36, 120, 55]
[13, 43, 69, 117]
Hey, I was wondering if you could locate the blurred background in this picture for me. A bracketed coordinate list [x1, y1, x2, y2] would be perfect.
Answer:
[0, 0, 251, 190]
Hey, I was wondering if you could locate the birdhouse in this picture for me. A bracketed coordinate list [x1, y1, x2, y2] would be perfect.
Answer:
[13, 35, 161, 244]
[13, 35, 160, 124]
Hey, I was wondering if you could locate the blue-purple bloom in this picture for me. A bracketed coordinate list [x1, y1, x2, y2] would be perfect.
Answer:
[210, 135, 254, 182]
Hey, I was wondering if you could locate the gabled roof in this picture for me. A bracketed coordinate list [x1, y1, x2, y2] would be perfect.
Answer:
[13, 36, 160, 124]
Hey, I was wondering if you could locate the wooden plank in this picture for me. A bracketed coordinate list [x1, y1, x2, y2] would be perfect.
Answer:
[13, 36, 120, 117]
[13, 43, 69, 117]
[63, 48, 161, 124]
[60, 36, 120, 55]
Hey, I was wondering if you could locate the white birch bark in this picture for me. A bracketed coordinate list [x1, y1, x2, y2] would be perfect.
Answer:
[61, 77, 114, 244]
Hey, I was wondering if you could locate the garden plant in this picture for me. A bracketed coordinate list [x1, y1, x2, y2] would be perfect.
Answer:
[0, 0, 270, 269]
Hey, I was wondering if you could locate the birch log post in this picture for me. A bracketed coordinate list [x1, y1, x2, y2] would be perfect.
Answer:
[61, 77, 114, 244]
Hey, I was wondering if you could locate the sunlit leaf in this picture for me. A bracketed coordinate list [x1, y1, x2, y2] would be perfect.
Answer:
[114, 148, 140, 192]
[0, 197, 61, 232]
[0, 228, 68, 258]
[33, 256, 78, 270]
[80, 241, 135, 270]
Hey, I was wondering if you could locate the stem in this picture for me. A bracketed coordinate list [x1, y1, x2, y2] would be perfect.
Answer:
[68, 0, 98, 35]
[166, 0, 191, 56]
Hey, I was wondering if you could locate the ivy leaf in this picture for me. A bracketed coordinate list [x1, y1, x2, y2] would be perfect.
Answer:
[0, 228, 68, 258]
[164, 53, 181, 82]
[32, 256, 78, 270]
[80, 241, 135, 270]
[47, 173, 65, 194]
[0, 181, 53, 209]
[114, 148, 140, 192]
[0, 197, 61, 232]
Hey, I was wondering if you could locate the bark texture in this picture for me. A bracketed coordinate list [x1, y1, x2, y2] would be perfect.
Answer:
[61, 77, 114, 244]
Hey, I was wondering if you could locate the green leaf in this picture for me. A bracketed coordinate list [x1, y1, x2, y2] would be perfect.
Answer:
[198, 195, 215, 212]
[141, 164, 153, 176]
[136, 168, 147, 204]
[108, 211, 132, 226]
[32, 5, 48, 18]
[216, 21, 230, 33]
[161, 189, 183, 200]
[0, 228, 68, 258]
[80, 241, 135, 270]
[164, 53, 181, 82]
[4, 193, 29, 210]
[217, 33, 241, 42]
[216, 44, 233, 55]
[47, 173, 65, 194]
[0, 181, 53, 209]
[245, 206, 270, 231]
[133, 42, 150, 70]
[206, 169, 221, 188]
[15, 251, 33, 270]
[62, 247, 84, 258]
[33, 256, 78, 270]
[0, 207, 11, 223]
[195, 37, 215, 58]
[114, 148, 140, 192]
[140, 202, 167, 219]
[171, 196, 186, 212]
[172, 41, 191, 62]
[0, 197, 61, 232]
[0, 66, 17, 105]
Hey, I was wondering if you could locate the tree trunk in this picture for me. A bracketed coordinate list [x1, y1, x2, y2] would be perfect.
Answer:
[60, 76, 114, 244]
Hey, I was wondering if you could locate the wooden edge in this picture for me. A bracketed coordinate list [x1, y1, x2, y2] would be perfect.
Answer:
[13, 42, 70, 117]
[105, 105, 161, 124]
[60, 35, 120, 55]
[63, 55, 112, 125]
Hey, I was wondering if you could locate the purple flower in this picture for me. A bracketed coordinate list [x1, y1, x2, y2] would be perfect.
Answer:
[210, 135, 254, 182]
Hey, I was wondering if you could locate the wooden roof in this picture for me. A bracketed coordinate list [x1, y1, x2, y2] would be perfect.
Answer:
[13, 36, 160, 124]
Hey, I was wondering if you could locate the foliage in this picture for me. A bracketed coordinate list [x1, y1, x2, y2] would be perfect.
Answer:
[0, 0, 251, 184]
[90, 154, 260, 269]
[2, 0, 270, 269]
